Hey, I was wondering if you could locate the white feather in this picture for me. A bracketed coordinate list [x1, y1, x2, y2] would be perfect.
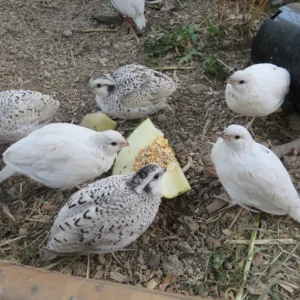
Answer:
[0, 123, 127, 189]
[225, 63, 290, 117]
[111, 0, 146, 29]
[211, 124, 300, 222]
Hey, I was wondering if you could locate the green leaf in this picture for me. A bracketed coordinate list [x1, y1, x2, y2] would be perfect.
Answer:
[202, 13, 221, 35]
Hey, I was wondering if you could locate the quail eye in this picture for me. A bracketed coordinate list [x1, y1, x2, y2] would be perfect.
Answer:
[239, 80, 245, 84]
[154, 174, 160, 179]
[96, 84, 102, 88]
[235, 135, 240, 140]
[111, 142, 117, 146]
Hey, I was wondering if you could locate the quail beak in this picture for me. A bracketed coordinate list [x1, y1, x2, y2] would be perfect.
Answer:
[87, 77, 94, 87]
[218, 131, 230, 140]
[121, 139, 129, 147]
[225, 78, 234, 85]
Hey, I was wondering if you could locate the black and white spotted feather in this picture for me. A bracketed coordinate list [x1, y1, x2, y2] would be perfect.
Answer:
[88, 64, 176, 119]
[45, 164, 166, 255]
[0, 90, 60, 144]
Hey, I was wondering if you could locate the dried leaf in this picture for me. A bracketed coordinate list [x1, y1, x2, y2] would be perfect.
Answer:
[109, 271, 127, 283]
[222, 229, 232, 236]
[207, 236, 221, 248]
[2, 204, 16, 222]
[206, 199, 227, 214]
[278, 281, 294, 294]
[158, 274, 177, 291]
[204, 164, 218, 178]
[93, 270, 105, 280]
[246, 284, 264, 295]
[238, 259, 245, 268]
[146, 278, 159, 290]
[252, 252, 268, 267]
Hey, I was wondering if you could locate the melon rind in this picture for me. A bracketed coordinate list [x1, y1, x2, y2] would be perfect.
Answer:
[113, 118, 191, 199]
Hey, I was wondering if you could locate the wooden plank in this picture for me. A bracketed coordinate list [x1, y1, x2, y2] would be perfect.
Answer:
[0, 263, 222, 300]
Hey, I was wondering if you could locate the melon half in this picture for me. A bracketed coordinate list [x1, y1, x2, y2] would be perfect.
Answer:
[112, 119, 191, 199]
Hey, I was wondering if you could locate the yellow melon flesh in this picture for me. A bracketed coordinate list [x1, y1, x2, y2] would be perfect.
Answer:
[112, 118, 191, 199]
[80, 112, 117, 132]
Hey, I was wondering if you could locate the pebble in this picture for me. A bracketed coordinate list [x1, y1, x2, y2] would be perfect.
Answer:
[99, 57, 109, 65]
[287, 113, 300, 132]
[162, 255, 183, 276]
[147, 254, 161, 269]
[97, 255, 106, 265]
[6, 187, 19, 200]
[43, 70, 51, 79]
[188, 84, 206, 94]
[176, 241, 194, 254]
[157, 113, 167, 122]
[178, 216, 199, 234]
[109, 271, 127, 283]
[62, 30, 73, 37]
[222, 40, 231, 49]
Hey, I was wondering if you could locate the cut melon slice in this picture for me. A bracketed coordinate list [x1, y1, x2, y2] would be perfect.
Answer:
[113, 118, 191, 199]
[80, 112, 117, 132]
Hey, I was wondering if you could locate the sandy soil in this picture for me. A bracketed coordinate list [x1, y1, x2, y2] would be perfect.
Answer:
[0, 0, 300, 299]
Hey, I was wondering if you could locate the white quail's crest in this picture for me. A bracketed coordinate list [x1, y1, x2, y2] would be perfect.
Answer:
[44, 164, 166, 255]
[0, 90, 60, 144]
[89, 64, 176, 119]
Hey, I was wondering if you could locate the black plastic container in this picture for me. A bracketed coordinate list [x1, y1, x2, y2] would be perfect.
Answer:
[251, 3, 300, 99]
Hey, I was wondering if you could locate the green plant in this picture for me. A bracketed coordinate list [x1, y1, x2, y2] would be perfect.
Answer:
[202, 55, 229, 80]
[179, 49, 202, 65]
[143, 25, 200, 58]
[202, 13, 221, 34]
[208, 245, 244, 291]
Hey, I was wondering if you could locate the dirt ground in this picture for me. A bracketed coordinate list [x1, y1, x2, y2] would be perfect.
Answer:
[1, 0, 300, 299]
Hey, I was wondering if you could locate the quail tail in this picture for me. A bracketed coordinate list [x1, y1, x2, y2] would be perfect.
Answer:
[289, 208, 300, 223]
[0, 166, 16, 184]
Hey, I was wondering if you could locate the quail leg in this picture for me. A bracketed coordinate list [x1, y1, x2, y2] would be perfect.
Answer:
[125, 17, 140, 44]
[245, 117, 256, 136]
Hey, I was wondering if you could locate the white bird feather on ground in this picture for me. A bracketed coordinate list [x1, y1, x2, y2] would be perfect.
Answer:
[0, 123, 128, 189]
[211, 124, 300, 223]
[0, 90, 60, 144]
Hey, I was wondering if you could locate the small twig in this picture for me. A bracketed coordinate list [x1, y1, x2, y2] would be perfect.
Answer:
[111, 252, 122, 267]
[0, 236, 26, 247]
[70, 50, 76, 67]
[152, 66, 195, 71]
[25, 218, 49, 223]
[86, 254, 90, 279]
[235, 214, 260, 300]
[79, 29, 118, 33]
[229, 207, 243, 229]
[216, 59, 234, 72]
[125, 19, 140, 45]
[226, 238, 296, 245]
